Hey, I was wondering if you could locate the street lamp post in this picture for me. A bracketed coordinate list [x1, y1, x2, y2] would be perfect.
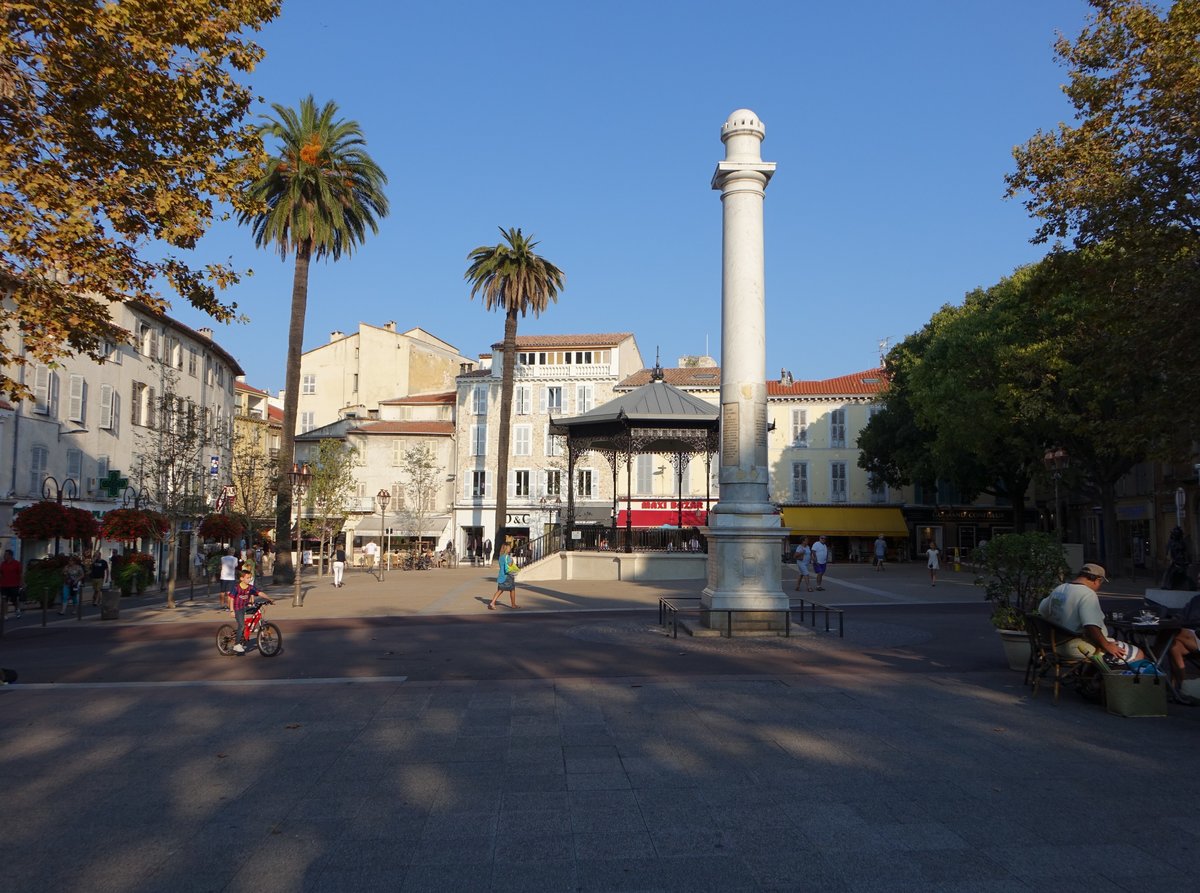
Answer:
[288, 463, 311, 607]
[41, 475, 79, 556]
[42, 476, 81, 620]
[376, 489, 391, 582]
[1043, 448, 1069, 543]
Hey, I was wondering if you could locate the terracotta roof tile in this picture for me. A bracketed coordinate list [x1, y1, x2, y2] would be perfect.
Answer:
[379, 391, 456, 405]
[768, 368, 887, 397]
[490, 332, 633, 351]
[617, 367, 723, 389]
[235, 381, 269, 396]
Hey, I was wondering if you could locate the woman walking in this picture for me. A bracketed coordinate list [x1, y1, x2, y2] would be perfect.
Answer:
[926, 541, 940, 587]
[793, 537, 813, 592]
[487, 543, 519, 610]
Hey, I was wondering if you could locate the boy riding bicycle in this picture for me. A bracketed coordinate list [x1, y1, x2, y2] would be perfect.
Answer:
[229, 568, 273, 654]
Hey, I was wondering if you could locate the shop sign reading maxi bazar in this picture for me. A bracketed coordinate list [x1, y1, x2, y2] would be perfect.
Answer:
[617, 500, 711, 528]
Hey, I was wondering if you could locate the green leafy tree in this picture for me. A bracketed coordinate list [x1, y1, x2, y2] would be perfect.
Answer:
[1007, 0, 1200, 410]
[0, 0, 279, 398]
[304, 439, 357, 575]
[465, 227, 564, 543]
[238, 95, 388, 583]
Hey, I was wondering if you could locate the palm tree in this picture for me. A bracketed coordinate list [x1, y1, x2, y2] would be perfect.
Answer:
[239, 96, 388, 582]
[465, 227, 565, 547]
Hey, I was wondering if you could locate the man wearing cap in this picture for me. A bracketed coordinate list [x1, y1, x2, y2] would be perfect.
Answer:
[1038, 564, 1142, 661]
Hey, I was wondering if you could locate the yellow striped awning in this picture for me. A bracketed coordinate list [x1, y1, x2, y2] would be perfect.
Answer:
[780, 506, 909, 538]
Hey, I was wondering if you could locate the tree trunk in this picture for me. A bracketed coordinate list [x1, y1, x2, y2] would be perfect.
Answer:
[493, 308, 519, 546]
[165, 521, 177, 609]
[1100, 480, 1120, 577]
[274, 244, 312, 584]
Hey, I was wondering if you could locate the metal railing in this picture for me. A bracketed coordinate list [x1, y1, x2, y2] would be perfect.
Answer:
[658, 596, 844, 639]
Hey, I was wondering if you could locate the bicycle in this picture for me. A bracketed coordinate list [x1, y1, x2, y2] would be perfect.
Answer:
[216, 597, 282, 657]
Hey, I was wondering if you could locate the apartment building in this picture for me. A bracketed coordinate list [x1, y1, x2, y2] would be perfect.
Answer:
[452, 333, 644, 551]
[1, 302, 242, 558]
[294, 391, 457, 557]
[232, 379, 282, 541]
[296, 322, 471, 433]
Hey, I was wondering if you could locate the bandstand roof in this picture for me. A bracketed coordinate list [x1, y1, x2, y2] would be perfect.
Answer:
[549, 376, 718, 456]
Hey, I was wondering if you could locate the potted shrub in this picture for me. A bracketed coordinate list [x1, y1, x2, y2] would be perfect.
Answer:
[975, 531, 1070, 670]
[24, 555, 70, 609]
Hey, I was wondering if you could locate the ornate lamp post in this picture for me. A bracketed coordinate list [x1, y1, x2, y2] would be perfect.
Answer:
[288, 463, 311, 607]
[41, 475, 79, 555]
[376, 489, 391, 582]
[1043, 448, 1069, 543]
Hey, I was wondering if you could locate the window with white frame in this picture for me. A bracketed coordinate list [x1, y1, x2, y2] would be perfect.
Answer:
[301, 373, 316, 395]
[543, 385, 563, 414]
[300, 411, 315, 434]
[636, 454, 653, 495]
[791, 462, 809, 502]
[471, 470, 487, 498]
[188, 348, 198, 377]
[577, 468, 595, 498]
[66, 374, 85, 423]
[391, 482, 406, 510]
[66, 449, 83, 488]
[32, 365, 56, 415]
[515, 385, 531, 415]
[511, 469, 531, 498]
[544, 469, 562, 497]
[392, 441, 403, 465]
[99, 385, 117, 433]
[472, 385, 488, 415]
[831, 461, 847, 502]
[470, 424, 487, 456]
[868, 473, 888, 504]
[513, 424, 531, 456]
[131, 382, 148, 426]
[97, 455, 109, 481]
[575, 383, 594, 414]
[544, 424, 563, 457]
[102, 340, 121, 364]
[139, 323, 159, 360]
[791, 408, 808, 446]
[171, 337, 183, 369]
[29, 444, 48, 495]
[830, 408, 846, 448]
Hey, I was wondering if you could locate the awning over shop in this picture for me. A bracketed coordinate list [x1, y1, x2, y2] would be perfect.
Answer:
[616, 509, 708, 528]
[781, 506, 908, 538]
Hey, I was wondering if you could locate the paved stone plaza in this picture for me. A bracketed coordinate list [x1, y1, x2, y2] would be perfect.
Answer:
[1, 562, 1197, 891]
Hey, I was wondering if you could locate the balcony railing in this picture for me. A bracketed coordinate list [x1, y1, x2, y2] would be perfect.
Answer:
[514, 363, 611, 379]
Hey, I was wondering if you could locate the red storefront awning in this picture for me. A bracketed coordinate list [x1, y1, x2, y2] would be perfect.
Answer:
[617, 509, 708, 528]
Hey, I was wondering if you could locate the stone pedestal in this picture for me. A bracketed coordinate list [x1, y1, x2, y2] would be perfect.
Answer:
[702, 109, 787, 624]
[100, 586, 121, 620]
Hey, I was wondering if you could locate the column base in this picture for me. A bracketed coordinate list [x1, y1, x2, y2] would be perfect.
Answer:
[701, 515, 788, 625]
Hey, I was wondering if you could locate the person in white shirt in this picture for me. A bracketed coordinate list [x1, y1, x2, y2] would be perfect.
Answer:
[1038, 564, 1141, 662]
[364, 540, 379, 574]
[219, 549, 238, 610]
[810, 536, 829, 591]
[926, 542, 940, 586]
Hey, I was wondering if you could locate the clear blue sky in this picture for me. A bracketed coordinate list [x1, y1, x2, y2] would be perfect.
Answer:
[178, 0, 1090, 393]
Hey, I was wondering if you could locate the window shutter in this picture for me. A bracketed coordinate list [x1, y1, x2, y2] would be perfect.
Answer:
[507, 472, 516, 498]
[67, 375, 85, 422]
[99, 385, 113, 429]
[33, 365, 50, 413]
[110, 392, 120, 435]
[147, 387, 157, 428]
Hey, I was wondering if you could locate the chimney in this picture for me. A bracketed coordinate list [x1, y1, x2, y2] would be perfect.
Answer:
[383, 320, 397, 332]
[330, 330, 344, 342]
[458, 362, 475, 375]
[197, 327, 213, 340]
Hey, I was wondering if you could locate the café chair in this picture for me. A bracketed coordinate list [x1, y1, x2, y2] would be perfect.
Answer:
[1025, 613, 1091, 704]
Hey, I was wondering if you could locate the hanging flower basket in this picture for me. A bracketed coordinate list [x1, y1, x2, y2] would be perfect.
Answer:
[64, 506, 100, 541]
[100, 508, 169, 543]
[12, 501, 71, 540]
[199, 513, 244, 543]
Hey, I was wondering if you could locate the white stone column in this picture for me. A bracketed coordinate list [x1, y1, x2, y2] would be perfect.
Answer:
[702, 109, 787, 621]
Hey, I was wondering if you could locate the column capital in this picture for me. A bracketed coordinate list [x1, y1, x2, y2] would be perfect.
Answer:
[711, 161, 777, 192]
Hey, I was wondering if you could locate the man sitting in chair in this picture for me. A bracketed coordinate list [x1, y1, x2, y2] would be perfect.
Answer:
[1038, 564, 1142, 662]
